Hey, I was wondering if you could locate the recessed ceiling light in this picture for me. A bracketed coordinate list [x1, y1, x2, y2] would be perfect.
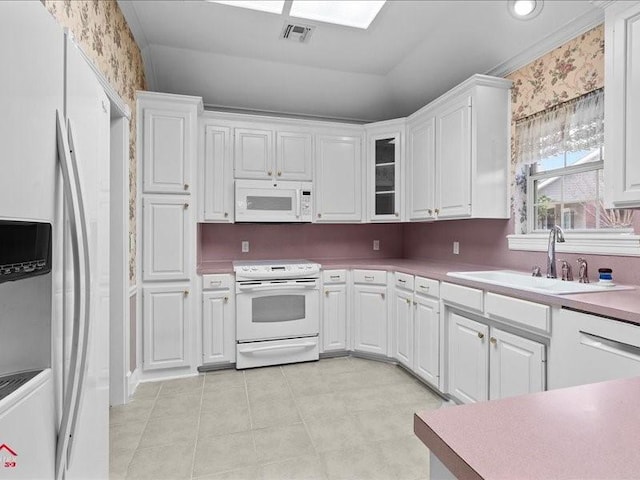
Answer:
[208, 1, 285, 15]
[289, 0, 387, 29]
[508, 0, 543, 20]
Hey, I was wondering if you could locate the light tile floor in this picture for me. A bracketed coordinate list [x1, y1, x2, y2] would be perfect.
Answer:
[110, 356, 442, 480]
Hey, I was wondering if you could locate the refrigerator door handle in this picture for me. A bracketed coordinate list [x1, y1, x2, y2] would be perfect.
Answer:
[64, 119, 92, 469]
[54, 110, 84, 480]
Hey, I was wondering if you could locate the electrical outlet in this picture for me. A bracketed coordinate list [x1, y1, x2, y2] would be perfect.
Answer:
[453, 241, 460, 255]
[373, 240, 380, 251]
[241, 241, 249, 253]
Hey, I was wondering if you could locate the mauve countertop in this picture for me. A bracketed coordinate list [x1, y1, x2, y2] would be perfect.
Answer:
[414, 376, 640, 480]
[197, 257, 640, 324]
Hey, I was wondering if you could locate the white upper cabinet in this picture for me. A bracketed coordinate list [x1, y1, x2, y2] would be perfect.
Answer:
[234, 127, 274, 179]
[406, 75, 511, 221]
[142, 196, 192, 282]
[436, 96, 472, 219]
[139, 93, 202, 195]
[315, 133, 363, 222]
[201, 122, 233, 222]
[407, 116, 436, 221]
[276, 131, 313, 181]
[366, 120, 405, 222]
[234, 127, 313, 181]
[605, 2, 640, 207]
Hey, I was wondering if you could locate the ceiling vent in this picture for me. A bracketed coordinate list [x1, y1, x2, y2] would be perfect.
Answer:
[280, 23, 314, 43]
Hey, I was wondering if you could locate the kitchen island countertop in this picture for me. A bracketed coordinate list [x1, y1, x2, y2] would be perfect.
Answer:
[414, 376, 640, 480]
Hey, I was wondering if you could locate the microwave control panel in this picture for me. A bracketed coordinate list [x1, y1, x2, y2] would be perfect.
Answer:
[301, 191, 312, 217]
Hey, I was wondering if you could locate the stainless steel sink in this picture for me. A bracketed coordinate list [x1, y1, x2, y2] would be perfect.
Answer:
[446, 270, 634, 295]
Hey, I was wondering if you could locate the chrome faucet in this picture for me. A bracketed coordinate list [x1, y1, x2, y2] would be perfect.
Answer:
[547, 225, 565, 278]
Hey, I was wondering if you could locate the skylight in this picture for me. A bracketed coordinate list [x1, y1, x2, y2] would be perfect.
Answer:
[289, 0, 386, 29]
[209, 1, 285, 15]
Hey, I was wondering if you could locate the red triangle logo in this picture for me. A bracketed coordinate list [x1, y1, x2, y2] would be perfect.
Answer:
[0, 444, 17, 456]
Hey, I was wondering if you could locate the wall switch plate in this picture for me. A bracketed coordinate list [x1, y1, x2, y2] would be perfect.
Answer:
[373, 240, 380, 251]
[241, 241, 249, 253]
[453, 241, 460, 255]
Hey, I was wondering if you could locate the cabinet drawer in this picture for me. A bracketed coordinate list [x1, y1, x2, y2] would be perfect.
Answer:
[202, 274, 233, 291]
[395, 272, 414, 291]
[485, 292, 550, 333]
[441, 282, 483, 312]
[323, 270, 347, 284]
[415, 276, 439, 298]
[353, 269, 387, 285]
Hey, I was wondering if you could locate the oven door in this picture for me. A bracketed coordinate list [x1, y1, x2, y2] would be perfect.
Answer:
[236, 278, 319, 342]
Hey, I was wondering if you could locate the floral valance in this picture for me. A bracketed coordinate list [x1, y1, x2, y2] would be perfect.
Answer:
[515, 88, 604, 166]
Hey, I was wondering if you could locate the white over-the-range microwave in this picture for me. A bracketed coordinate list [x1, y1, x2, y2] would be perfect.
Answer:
[235, 179, 312, 222]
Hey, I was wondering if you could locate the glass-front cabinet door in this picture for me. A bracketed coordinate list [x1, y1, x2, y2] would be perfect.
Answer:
[367, 122, 404, 221]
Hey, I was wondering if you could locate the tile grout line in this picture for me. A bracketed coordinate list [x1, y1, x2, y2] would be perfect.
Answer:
[188, 375, 205, 480]
[121, 383, 161, 479]
[243, 370, 260, 470]
[281, 364, 328, 477]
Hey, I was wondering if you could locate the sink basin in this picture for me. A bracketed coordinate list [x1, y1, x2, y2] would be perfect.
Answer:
[446, 270, 634, 295]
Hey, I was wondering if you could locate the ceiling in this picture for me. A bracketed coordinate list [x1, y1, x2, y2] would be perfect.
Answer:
[119, 0, 603, 122]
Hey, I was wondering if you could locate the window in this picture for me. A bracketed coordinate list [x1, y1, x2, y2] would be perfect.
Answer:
[508, 88, 639, 255]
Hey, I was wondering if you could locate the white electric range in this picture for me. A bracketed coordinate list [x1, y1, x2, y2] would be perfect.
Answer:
[233, 260, 321, 369]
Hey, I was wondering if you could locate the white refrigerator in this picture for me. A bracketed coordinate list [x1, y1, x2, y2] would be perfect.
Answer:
[0, 1, 110, 479]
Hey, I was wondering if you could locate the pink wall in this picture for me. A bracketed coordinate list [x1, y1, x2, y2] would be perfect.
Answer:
[403, 218, 640, 286]
[199, 223, 404, 262]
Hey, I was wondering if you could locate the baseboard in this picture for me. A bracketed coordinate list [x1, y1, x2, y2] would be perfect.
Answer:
[349, 350, 398, 365]
[319, 350, 350, 359]
[127, 367, 140, 400]
[395, 363, 449, 402]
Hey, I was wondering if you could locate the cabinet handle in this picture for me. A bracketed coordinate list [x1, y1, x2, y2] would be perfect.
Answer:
[365, 276, 374, 281]
[184, 203, 189, 209]
[184, 183, 189, 190]
[330, 275, 340, 280]
[419, 285, 430, 291]
[224, 212, 229, 218]
[398, 279, 406, 283]
[183, 290, 189, 296]
[277, 171, 282, 176]
[477, 332, 484, 339]
[325, 290, 329, 296]
[406, 298, 411, 305]
[413, 301, 417, 306]
[268, 170, 273, 176]
[490, 337, 497, 345]
[381, 293, 385, 300]
[317, 213, 322, 218]
[428, 209, 432, 215]
[394, 212, 399, 217]
[210, 281, 221, 287]
[435, 208, 440, 215]
[224, 296, 229, 302]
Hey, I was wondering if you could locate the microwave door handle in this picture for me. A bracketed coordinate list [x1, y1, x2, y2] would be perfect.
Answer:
[65, 120, 93, 469]
[54, 111, 82, 480]
[296, 189, 301, 218]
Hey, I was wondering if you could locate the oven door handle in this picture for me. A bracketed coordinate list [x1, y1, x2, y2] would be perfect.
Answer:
[238, 283, 317, 292]
[239, 342, 317, 354]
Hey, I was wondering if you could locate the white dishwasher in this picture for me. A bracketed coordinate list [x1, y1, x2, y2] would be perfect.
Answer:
[550, 308, 640, 389]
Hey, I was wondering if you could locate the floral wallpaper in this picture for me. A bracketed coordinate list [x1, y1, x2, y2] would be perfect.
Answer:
[42, 0, 146, 284]
[506, 24, 604, 234]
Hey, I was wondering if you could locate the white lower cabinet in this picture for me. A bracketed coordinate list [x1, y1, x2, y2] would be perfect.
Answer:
[447, 309, 546, 404]
[202, 290, 235, 365]
[394, 288, 414, 368]
[143, 285, 191, 371]
[489, 327, 545, 399]
[353, 283, 388, 355]
[322, 284, 348, 352]
[448, 312, 489, 404]
[413, 294, 440, 387]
